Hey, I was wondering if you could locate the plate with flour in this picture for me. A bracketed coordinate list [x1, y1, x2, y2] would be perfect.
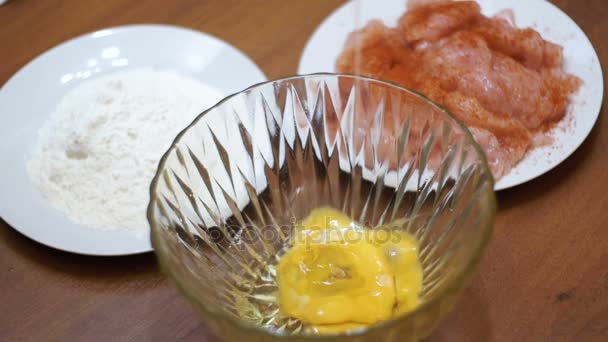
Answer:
[0, 25, 267, 256]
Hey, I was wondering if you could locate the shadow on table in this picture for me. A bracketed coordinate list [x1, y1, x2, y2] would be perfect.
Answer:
[1, 222, 158, 285]
[498, 109, 602, 210]
[426, 272, 493, 341]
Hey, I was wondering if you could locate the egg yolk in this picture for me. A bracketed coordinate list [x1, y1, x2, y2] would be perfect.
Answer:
[276, 208, 423, 334]
[371, 229, 423, 315]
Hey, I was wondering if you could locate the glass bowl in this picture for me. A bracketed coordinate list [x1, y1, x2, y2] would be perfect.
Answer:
[148, 74, 496, 341]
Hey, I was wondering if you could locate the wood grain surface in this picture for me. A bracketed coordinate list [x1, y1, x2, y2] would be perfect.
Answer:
[1, 0, 607, 341]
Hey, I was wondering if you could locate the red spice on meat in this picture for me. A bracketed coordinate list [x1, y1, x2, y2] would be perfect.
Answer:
[335, 0, 581, 179]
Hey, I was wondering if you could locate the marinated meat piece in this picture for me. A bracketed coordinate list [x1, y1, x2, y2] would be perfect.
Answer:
[473, 15, 565, 69]
[398, 1, 481, 42]
[493, 9, 516, 26]
[542, 67, 583, 128]
[471, 17, 546, 70]
[542, 42, 564, 69]
[335, 0, 581, 179]
[468, 127, 506, 178]
[421, 30, 561, 130]
[337, 20, 416, 82]
[443, 92, 531, 178]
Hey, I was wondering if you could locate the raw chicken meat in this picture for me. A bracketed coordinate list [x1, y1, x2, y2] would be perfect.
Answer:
[398, 1, 482, 42]
[335, 0, 581, 179]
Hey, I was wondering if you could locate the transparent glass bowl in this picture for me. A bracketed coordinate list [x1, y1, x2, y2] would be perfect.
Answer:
[148, 74, 496, 341]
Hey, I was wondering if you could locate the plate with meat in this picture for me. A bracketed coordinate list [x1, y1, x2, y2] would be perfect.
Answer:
[298, 0, 603, 190]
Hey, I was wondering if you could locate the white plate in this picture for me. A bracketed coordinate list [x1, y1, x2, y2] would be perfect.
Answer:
[299, 0, 603, 190]
[0, 24, 267, 256]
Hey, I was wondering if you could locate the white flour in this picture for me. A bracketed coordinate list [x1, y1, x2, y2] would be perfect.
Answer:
[27, 68, 223, 231]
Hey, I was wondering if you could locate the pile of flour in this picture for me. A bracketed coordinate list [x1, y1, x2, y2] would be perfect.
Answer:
[27, 68, 223, 231]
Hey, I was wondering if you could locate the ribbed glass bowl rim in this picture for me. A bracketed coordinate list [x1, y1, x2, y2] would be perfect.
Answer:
[148, 73, 497, 339]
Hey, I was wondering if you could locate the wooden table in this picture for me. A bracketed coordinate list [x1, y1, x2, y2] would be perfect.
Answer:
[1, 0, 606, 341]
